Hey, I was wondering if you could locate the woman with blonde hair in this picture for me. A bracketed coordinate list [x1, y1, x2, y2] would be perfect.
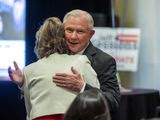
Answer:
[8, 17, 99, 120]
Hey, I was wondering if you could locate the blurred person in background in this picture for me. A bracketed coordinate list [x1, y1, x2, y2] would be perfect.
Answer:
[64, 88, 111, 120]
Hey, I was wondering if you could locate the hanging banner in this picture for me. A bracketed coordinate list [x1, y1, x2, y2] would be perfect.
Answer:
[92, 27, 141, 72]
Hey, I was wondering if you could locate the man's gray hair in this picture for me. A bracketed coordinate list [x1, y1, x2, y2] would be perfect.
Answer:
[63, 9, 94, 29]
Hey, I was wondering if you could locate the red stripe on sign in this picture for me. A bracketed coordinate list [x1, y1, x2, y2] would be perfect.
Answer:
[118, 39, 138, 43]
[117, 37, 138, 40]
[116, 34, 139, 43]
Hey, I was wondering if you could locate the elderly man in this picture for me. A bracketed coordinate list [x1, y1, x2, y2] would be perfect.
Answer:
[53, 9, 120, 114]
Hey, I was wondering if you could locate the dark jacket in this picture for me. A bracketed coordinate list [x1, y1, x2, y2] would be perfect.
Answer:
[83, 42, 120, 113]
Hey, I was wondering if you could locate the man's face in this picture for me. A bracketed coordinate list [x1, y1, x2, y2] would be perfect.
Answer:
[64, 16, 95, 53]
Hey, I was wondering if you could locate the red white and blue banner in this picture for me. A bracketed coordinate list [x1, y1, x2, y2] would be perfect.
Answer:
[92, 27, 141, 72]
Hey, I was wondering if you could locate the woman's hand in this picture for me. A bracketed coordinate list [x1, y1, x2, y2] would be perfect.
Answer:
[8, 61, 24, 87]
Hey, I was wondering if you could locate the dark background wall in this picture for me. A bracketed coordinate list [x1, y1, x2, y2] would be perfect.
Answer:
[0, 0, 111, 120]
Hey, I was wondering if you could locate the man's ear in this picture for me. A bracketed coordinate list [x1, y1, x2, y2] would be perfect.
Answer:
[90, 29, 95, 37]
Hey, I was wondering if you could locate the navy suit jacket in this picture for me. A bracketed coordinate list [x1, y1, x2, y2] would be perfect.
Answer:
[83, 42, 120, 113]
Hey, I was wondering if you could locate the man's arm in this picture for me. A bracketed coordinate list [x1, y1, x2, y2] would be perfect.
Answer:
[53, 67, 84, 92]
[86, 57, 120, 113]
[53, 56, 120, 112]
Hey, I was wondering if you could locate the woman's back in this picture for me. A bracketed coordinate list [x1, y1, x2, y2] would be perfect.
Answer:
[23, 53, 100, 120]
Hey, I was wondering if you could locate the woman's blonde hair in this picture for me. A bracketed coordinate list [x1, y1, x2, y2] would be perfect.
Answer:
[34, 17, 70, 59]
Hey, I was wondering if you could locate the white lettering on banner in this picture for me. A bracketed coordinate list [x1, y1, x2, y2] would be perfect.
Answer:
[92, 27, 141, 72]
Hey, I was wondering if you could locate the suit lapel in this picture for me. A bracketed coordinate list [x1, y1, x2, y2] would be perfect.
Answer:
[83, 42, 97, 65]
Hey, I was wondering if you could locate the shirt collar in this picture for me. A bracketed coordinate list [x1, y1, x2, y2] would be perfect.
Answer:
[76, 42, 89, 55]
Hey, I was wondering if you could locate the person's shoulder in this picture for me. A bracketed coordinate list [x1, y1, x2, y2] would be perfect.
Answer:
[76, 54, 90, 62]
[68, 54, 87, 59]
[94, 46, 115, 61]
[24, 60, 40, 71]
[88, 43, 115, 60]
[69, 54, 90, 64]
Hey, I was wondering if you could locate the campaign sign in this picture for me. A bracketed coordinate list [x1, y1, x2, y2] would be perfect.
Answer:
[92, 27, 141, 72]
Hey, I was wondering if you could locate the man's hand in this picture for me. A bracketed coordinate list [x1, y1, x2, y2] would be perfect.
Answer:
[53, 67, 84, 92]
[8, 61, 24, 87]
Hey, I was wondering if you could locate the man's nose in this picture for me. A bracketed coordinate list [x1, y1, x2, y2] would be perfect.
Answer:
[71, 31, 78, 39]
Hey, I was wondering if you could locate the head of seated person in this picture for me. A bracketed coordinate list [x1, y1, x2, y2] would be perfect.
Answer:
[64, 88, 111, 120]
